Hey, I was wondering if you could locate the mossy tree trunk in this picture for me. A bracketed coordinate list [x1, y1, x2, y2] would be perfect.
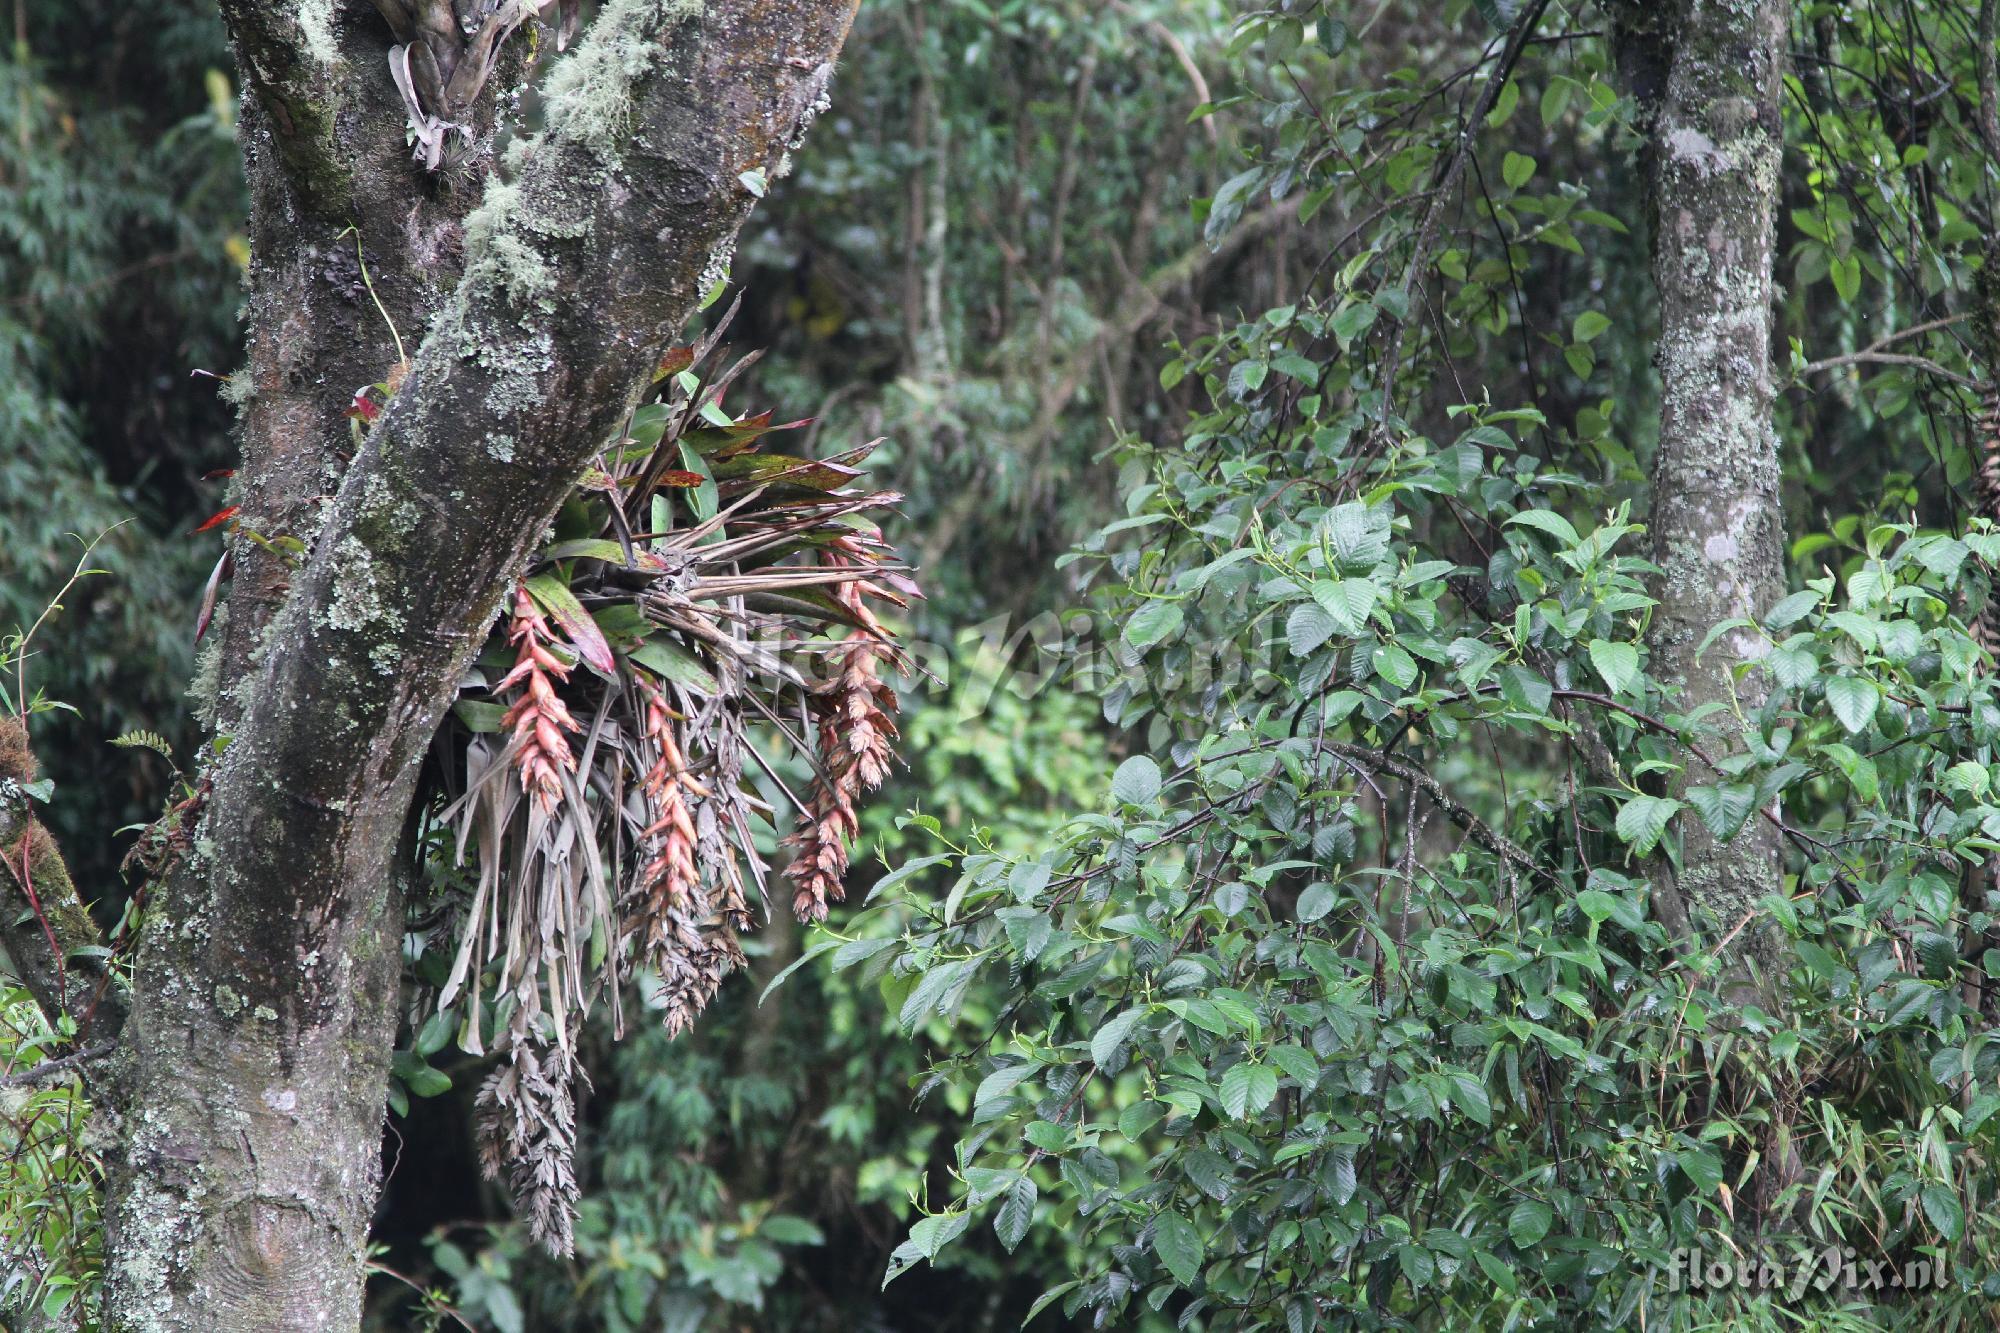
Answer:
[0, 3, 859, 1328]
[1616, 0, 1789, 986]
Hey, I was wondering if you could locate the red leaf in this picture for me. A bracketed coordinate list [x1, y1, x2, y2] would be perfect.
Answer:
[203, 468, 236, 480]
[657, 470, 706, 487]
[657, 346, 695, 377]
[190, 505, 239, 535]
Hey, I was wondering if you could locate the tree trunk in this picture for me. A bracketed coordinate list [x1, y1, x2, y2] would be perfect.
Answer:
[1617, 0, 1789, 985]
[35, 3, 865, 1328]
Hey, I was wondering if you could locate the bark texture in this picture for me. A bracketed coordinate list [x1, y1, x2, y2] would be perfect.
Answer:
[90, 2, 859, 1328]
[1617, 0, 1788, 981]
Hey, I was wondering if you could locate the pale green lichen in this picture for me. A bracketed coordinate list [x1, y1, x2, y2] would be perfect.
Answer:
[478, 326, 557, 418]
[188, 607, 227, 728]
[215, 984, 246, 1017]
[324, 535, 406, 679]
[540, 0, 705, 160]
[487, 432, 517, 462]
[220, 371, 256, 410]
[462, 181, 565, 312]
[297, 0, 339, 68]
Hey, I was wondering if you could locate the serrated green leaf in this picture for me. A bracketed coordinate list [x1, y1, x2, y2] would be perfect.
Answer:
[994, 1175, 1037, 1252]
[1153, 1211, 1204, 1288]
[1220, 1063, 1279, 1118]
[1921, 1182, 1964, 1242]
[1371, 642, 1418, 690]
[1112, 755, 1162, 807]
[1123, 599, 1184, 651]
[1092, 1006, 1149, 1069]
[1587, 639, 1639, 694]
[1824, 675, 1880, 734]
[1614, 794, 1681, 856]
[1685, 783, 1757, 841]
[1287, 603, 1337, 657]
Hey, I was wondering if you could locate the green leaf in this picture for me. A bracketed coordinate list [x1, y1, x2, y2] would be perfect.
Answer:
[759, 1215, 824, 1246]
[1824, 675, 1880, 734]
[1476, 1249, 1519, 1294]
[1152, 1211, 1204, 1288]
[540, 538, 629, 563]
[1312, 578, 1379, 633]
[1614, 794, 1681, 856]
[1330, 301, 1379, 347]
[627, 638, 720, 694]
[1220, 1063, 1279, 1118]
[452, 700, 507, 733]
[1448, 1071, 1491, 1125]
[1501, 151, 1536, 189]
[1229, 359, 1269, 397]
[994, 1175, 1037, 1252]
[1571, 310, 1611, 344]
[524, 573, 616, 674]
[1586, 639, 1639, 694]
[1296, 882, 1337, 922]
[1942, 761, 1991, 800]
[1022, 1283, 1083, 1325]
[402, 1064, 451, 1098]
[1575, 889, 1618, 923]
[1921, 1182, 1964, 1242]
[1508, 1198, 1552, 1248]
[1830, 253, 1861, 302]
[1497, 664, 1553, 714]
[1092, 1006, 1149, 1069]
[1371, 642, 1419, 691]
[1505, 509, 1580, 547]
[1540, 79, 1573, 128]
[1678, 1149, 1724, 1193]
[1112, 755, 1163, 807]
[1123, 599, 1184, 651]
[909, 1209, 970, 1259]
[1685, 783, 1757, 841]
[1287, 603, 1337, 657]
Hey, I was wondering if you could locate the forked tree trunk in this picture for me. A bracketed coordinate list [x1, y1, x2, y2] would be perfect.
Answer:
[1615, 0, 1789, 984]
[0, 3, 860, 1328]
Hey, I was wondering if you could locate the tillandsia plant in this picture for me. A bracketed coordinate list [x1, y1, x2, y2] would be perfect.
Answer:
[412, 308, 918, 1255]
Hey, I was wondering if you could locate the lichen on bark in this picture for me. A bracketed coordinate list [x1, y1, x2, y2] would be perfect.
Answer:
[1617, 0, 1789, 982]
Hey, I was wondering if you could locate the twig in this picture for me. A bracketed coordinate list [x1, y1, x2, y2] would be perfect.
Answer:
[1798, 349, 1977, 390]
[1316, 740, 1549, 883]
[0, 1041, 114, 1090]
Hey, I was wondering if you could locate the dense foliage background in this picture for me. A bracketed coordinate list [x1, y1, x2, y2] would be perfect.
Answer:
[11, 0, 2000, 1328]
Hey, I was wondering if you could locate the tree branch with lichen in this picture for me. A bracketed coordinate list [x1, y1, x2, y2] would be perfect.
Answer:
[215, 0, 353, 205]
[100, 2, 865, 1322]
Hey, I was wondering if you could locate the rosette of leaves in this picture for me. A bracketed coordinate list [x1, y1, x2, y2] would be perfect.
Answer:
[421, 312, 917, 1255]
